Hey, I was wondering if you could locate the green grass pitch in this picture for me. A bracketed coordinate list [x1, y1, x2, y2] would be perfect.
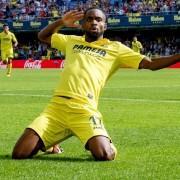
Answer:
[0, 68, 180, 180]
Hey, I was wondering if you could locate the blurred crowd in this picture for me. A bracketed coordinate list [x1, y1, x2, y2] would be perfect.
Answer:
[1, 0, 179, 60]
[0, 0, 180, 21]
[13, 41, 65, 60]
[13, 34, 179, 60]
[123, 36, 180, 57]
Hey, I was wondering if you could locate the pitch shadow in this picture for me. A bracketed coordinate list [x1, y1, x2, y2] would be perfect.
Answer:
[34, 155, 94, 162]
[0, 154, 12, 160]
[0, 154, 94, 162]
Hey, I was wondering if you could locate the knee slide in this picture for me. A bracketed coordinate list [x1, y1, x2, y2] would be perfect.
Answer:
[90, 143, 117, 161]
[12, 128, 44, 159]
[92, 146, 116, 161]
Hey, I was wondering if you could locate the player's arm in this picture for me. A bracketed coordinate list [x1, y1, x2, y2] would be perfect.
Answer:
[138, 42, 143, 49]
[13, 39, 18, 47]
[12, 34, 18, 47]
[38, 10, 84, 44]
[139, 54, 180, 70]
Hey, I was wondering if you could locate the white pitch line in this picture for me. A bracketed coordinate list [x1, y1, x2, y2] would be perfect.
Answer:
[0, 93, 51, 97]
[0, 89, 48, 92]
[101, 97, 180, 103]
[0, 84, 180, 92]
[104, 84, 180, 89]
[0, 93, 180, 103]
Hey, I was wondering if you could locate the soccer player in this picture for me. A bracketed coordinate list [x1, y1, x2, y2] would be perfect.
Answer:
[12, 8, 180, 161]
[132, 36, 143, 53]
[0, 24, 18, 77]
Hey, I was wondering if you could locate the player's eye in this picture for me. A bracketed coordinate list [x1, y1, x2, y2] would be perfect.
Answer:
[95, 17, 102, 22]
[86, 17, 93, 22]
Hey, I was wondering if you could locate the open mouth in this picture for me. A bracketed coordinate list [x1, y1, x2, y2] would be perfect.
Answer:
[90, 28, 98, 32]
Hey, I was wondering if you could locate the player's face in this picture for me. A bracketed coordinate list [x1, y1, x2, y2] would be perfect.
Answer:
[3, 26, 9, 32]
[133, 37, 137, 41]
[82, 9, 107, 42]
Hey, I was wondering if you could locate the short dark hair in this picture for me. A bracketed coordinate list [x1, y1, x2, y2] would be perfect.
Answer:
[3, 23, 9, 28]
[84, 7, 107, 22]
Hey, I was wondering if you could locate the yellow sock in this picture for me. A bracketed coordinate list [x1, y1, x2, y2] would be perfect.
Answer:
[7, 62, 12, 75]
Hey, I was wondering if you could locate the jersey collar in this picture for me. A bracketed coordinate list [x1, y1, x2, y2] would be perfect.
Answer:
[82, 36, 110, 46]
[3, 30, 10, 35]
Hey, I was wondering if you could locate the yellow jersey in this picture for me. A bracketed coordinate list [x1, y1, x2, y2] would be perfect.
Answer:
[51, 33, 145, 108]
[132, 40, 143, 53]
[0, 31, 17, 51]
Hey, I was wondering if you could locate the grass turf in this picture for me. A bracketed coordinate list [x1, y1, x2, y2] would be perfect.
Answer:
[0, 68, 180, 180]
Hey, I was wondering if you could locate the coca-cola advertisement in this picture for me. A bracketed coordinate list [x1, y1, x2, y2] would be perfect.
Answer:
[24, 60, 42, 69]
[11, 59, 64, 69]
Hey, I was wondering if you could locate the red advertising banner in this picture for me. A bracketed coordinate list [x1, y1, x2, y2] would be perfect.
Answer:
[0, 59, 179, 69]
[169, 62, 180, 68]
[0, 59, 64, 69]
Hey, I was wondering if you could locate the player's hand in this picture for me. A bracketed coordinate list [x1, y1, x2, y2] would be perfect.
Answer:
[61, 10, 84, 28]
[13, 42, 18, 47]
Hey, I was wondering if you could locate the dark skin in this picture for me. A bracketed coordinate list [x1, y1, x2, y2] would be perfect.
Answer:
[12, 8, 180, 160]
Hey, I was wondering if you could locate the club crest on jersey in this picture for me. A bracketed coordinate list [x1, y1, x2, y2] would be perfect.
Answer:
[73, 44, 106, 57]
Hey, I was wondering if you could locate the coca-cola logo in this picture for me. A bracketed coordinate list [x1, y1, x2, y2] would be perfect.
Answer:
[24, 60, 42, 69]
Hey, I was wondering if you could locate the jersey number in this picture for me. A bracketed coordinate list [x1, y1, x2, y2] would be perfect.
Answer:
[89, 116, 102, 129]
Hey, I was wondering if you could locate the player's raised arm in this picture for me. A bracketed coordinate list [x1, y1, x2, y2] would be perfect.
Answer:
[139, 54, 180, 70]
[38, 10, 84, 44]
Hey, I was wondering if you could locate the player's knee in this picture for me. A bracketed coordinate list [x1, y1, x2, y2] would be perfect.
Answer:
[12, 148, 30, 159]
[12, 142, 41, 159]
[87, 136, 117, 161]
[91, 148, 116, 161]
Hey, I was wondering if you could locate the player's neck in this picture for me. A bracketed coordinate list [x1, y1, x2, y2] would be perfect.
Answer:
[85, 34, 103, 43]
[4, 30, 9, 34]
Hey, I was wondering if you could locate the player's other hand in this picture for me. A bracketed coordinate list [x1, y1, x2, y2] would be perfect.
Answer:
[61, 10, 84, 28]
[13, 42, 18, 47]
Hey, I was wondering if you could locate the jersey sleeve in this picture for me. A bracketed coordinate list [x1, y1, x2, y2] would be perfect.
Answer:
[138, 41, 142, 49]
[117, 42, 145, 69]
[51, 33, 69, 55]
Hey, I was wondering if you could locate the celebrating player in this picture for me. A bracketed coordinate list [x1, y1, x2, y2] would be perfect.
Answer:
[12, 7, 180, 161]
[0, 24, 18, 77]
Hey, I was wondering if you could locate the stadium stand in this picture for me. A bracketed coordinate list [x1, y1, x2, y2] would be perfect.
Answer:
[0, 0, 179, 20]
[0, 0, 179, 59]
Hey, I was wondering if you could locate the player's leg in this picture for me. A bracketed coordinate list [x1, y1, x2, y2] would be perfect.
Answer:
[1, 52, 11, 77]
[1, 52, 8, 67]
[12, 114, 69, 159]
[12, 129, 63, 158]
[6, 58, 12, 76]
[12, 102, 73, 159]
[86, 136, 117, 161]
[70, 109, 117, 161]
[4, 49, 14, 76]
[12, 128, 44, 159]
[2, 58, 9, 76]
